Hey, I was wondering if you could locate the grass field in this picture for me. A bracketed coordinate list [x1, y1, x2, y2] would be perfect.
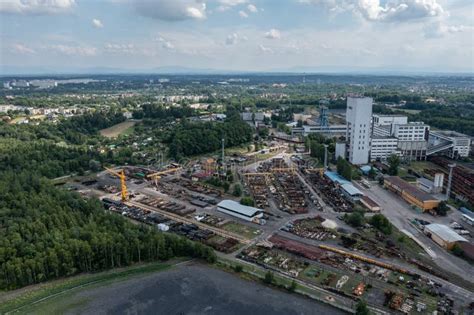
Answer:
[100, 121, 135, 138]
[391, 109, 421, 114]
[0, 260, 182, 314]
[222, 222, 262, 239]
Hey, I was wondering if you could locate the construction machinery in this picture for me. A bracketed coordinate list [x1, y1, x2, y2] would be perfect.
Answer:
[104, 167, 128, 202]
[147, 167, 181, 186]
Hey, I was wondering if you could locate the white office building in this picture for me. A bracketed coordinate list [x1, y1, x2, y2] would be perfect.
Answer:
[372, 114, 408, 137]
[370, 137, 399, 161]
[346, 96, 373, 164]
[393, 122, 430, 142]
[372, 114, 408, 127]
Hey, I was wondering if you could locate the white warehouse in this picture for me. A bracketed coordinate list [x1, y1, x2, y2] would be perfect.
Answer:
[217, 200, 264, 222]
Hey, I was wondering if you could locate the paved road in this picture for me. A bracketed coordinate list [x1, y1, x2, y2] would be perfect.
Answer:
[355, 182, 474, 284]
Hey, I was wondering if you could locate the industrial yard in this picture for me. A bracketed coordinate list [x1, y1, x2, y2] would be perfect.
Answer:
[63, 146, 474, 315]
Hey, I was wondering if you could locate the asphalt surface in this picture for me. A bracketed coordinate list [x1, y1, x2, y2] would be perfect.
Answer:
[355, 182, 474, 284]
[60, 263, 346, 315]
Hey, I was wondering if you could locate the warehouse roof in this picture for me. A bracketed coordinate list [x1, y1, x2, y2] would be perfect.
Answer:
[325, 171, 350, 185]
[361, 195, 379, 208]
[425, 224, 467, 243]
[341, 183, 364, 196]
[385, 176, 437, 202]
[217, 200, 262, 217]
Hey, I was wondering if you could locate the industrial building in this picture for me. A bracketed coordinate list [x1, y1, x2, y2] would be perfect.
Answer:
[370, 137, 399, 161]
[428, 130, 471, 158]
[360, 196, 381, 212]
[424, 224, 467, 250]
[346, 96, 373, 165]
[372, 114, 408, 127]
[340, 183, 364, 202]
[416, 173, 444, 194]
[291, 124, 347, 136]
[216, 200, 264, 222]
[384, 176, 440, 211]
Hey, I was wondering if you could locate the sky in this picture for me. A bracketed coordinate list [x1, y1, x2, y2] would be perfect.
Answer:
[0, 0, 473, 74]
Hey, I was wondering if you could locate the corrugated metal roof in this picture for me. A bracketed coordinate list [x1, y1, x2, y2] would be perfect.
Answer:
[425, 224, 467, 243]
[341, 183, 364, 196]
[217, 200, 262, 217]
[324, 171, 350, 185]
[385, 176, 437, 202]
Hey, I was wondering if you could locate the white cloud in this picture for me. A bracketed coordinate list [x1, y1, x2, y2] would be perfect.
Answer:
[217, 0, 247, 11]
[134, 0, 206, 21]
[225, 32, 247, 45]
[423, 22, 467, 38]
[259, 44, 273, 54]
[238, 10, 248, 18]
[157, 36, 175, 49]
[47, 44, 97, 56]
[264, 28, 281, 39]
[300, 0, 446, 22]
[92, 18, 104, 28]
[357, 0, 445, 22]
[247, 4, 257, 13]
[225, 33, 238, 45]
[10, 43, 36, 54]
[218, 0, 247, 5]
[0, 0, 75, 15]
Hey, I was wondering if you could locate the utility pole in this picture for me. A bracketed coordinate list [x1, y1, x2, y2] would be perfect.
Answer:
[221, 136, 225, 175]
[446, 163, 456, 200]
[323, 144, 329, 169]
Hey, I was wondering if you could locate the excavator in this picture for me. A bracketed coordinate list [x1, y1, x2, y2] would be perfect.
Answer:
[104, 167, 128, 202]
[147, 167, 181, 186]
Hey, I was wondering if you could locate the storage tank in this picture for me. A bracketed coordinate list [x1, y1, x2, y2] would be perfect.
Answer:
[433, 173, 444, 193]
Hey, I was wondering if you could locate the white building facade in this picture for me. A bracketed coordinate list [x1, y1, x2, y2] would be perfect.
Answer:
[346, 96, 373, 164]
[370, 137, 399, 161]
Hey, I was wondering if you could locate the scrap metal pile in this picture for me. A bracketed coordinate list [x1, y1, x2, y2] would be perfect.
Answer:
[307, 173, 352, 212]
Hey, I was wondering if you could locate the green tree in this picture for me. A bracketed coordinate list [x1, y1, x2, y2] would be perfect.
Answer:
[240, 196, 255, 207]
[264, 271, 274, 284]
[310, 142, 325, 163]
[289, 280, 297, 292]
[451, 243, 464, 257]
[233, 184, 242, 197]
[368, 167, 377, 179]
[346, 211, 365, 227]
[387, 154, 400, 176]
[356, 300, 371, 315]
[369, 214, 392, 235]
[435, 201, 449, 216]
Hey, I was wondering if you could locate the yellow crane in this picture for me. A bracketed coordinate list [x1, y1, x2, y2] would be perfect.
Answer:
[147, 167, 181, 186]
[104, 167, 128, 201]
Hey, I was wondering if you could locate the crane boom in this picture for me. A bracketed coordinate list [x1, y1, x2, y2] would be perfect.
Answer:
[146, 167, 182, 179]
[147, 167, 181, 186]
[104, 167, 128, 201]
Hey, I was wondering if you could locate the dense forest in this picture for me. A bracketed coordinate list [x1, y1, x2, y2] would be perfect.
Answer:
[166, 117, 253, 160]
[132, 104, 195, 120]
[0, 172, 216, 290]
